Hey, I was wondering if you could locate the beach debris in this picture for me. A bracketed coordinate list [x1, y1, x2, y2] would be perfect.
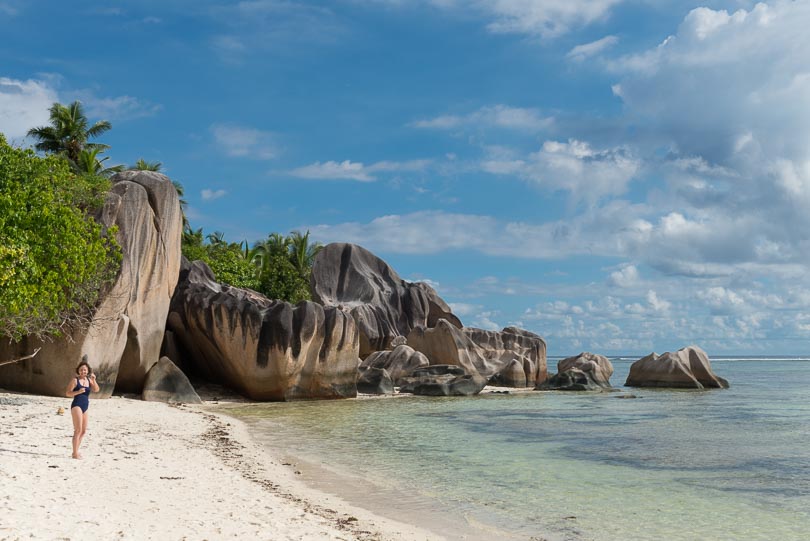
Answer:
[0, 347, 41, 367]
[56, 407, 65, 415]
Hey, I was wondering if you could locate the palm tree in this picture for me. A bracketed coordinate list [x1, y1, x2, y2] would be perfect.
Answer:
[206, 231, 226, 247]
[27, 101, 111, 164]
[72, 148, 124, 178]
[288, 230, 322, 277]
[249, 233, 290, 273]
[131, 158, 162, 171]
[182, 225, 204, 247]
[170, 180, 189, 229]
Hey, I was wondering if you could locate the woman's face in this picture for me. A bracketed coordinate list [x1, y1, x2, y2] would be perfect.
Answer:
[77, 365, 89, 377]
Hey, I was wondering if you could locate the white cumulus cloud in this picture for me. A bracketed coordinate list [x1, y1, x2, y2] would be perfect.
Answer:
[608, 265, 639, 288]
[482, 139, 640, 203]
[0, 77, 58, 140]
[698, 286, 746, 314]
[612, 2, 810, 167]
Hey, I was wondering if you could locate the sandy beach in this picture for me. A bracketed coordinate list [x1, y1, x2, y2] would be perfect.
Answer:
[0, 390, 442, 541]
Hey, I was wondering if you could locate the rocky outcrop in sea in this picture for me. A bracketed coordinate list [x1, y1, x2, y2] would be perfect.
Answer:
[625, 345, 729, 389]
[539, 352, 614, 391]
[407, 320, 547, 388]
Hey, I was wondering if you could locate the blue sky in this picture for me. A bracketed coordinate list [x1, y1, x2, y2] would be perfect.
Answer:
[2, 0, 810, 356]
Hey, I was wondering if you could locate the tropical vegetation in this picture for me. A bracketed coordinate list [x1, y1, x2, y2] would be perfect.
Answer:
[1, 98, 321, 345]
[181, 227, 322, 304]
[0, 134, 121, 341]
[131, 158, 162, 171]
[26, 100, 121, 174]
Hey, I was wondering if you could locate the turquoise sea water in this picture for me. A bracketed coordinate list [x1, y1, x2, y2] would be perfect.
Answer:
[228, 359, 810, 541]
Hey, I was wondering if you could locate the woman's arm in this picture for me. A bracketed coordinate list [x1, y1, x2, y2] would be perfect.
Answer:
[89, 373, 100, 393]
[66, 379, 83, 398]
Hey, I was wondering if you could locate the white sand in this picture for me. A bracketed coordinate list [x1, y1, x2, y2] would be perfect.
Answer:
[0, 391, 443, 541]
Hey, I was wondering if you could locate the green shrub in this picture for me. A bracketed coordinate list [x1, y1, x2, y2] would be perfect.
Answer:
[257, 253, 311, 304]
[182, 242, 262, 292]
[0, 135, 121, 341]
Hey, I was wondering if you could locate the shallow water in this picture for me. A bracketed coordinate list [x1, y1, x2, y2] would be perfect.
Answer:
[228, 359, 810, 540]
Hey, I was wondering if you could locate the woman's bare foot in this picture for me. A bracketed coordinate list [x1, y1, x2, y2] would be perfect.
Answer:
[72, 453, 82, 459]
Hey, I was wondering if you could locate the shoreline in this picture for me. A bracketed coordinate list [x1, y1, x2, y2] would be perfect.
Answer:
[217, 406, 526, 541]
[211, 388, 552, 541]
[0, 389, 443, 541]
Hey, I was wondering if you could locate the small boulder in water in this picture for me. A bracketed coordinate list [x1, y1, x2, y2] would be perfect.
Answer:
[357, 367, 394, 395]
[398, 365, 486, 396]
[537, 352, 614, 391]
[360, 345, 430, 385]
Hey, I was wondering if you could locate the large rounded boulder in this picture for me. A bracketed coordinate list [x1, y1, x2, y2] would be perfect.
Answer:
[168, 260, 360, 401]
[0, 171, 182, 397]
[310, 243, 461, 357]
[625, 345, 729, 389]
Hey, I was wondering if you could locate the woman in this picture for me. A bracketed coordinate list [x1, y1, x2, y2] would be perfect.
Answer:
[66, 360, 100, 459]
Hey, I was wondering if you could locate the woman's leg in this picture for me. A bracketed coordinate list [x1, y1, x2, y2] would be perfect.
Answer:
[79, 411, 89, 451]
[71, 407, 84, 459]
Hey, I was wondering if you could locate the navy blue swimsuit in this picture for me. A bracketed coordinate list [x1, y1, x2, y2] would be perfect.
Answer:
[70, 377, 91, 413]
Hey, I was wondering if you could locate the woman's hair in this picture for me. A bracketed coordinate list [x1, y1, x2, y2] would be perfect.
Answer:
[75, 361, 92, 375]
